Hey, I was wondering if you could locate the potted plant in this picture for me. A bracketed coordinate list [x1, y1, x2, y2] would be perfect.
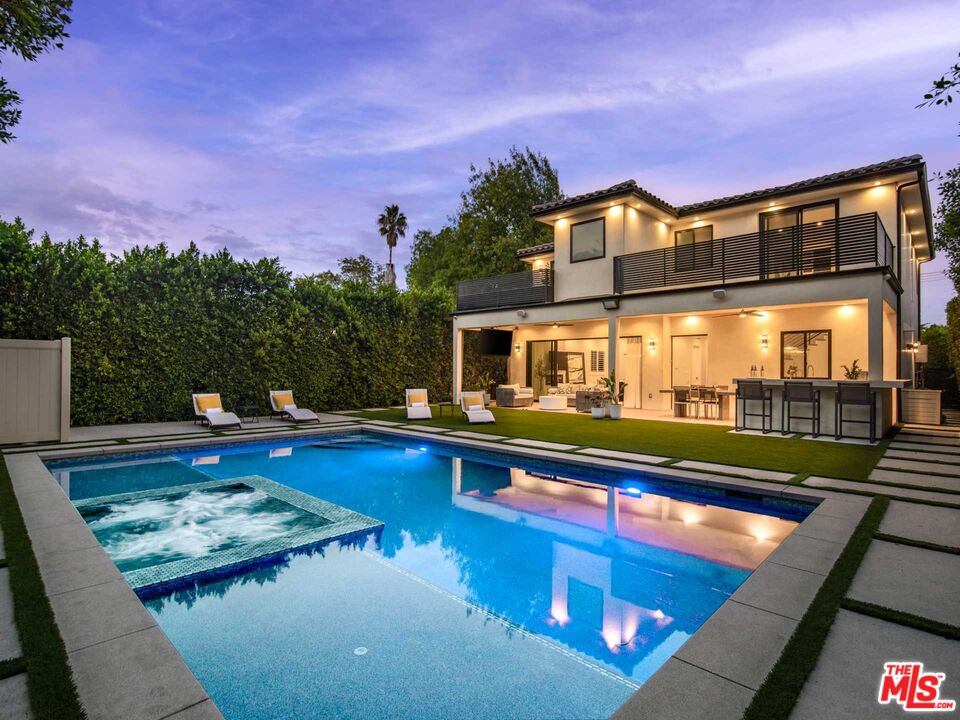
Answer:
[590, 391, 608, 419]
[603, 372, 627, 420]
[476, 371, 496, 404]
[842, 359, 866, 380]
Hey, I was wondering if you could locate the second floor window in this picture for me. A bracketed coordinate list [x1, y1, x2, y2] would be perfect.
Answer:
[675, 225, 713, 271]
[570, 218, 605, 262]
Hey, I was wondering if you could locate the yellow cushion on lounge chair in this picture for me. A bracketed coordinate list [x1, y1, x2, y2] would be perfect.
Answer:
[407, 391, 427, 406]
[272, 392, 294, 410]
[196, 394, 222, 413]
[462, 393, 485, 408]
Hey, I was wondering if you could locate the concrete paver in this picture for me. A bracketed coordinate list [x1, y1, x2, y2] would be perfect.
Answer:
[69, 626, 210, 720]
[48, 579, 156, 652]
[448, 431, 508, 440]
[0, 568, 22, 662]
[0, 673, 31, 720]
[876, 458, 960, 477]
[575, 447, 670, 464]
[889, 440, 960, 455]
[730, 561, 826, 621]
[765, 532, 845, 576]
[675, 600, 797, 690]
[789, 610, 960, 720]
[884, 448, 960, 464]
[673, 460, 794, 482]
[848, 540, 960, 626]
[804, 476, 960, 506]
[868, 468, 960, 492]
[612, 658, 752, 720]
[503, 438, 580, 451]
[879, 501, 960, 547]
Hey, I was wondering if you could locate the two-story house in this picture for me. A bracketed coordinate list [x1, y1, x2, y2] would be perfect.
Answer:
[451, 155, 934, 437]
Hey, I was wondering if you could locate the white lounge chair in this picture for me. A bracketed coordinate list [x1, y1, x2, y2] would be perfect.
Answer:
[269, 390, 320, 424]
[192, 393, 243, 430]
[460, 391, 495, 424]
[405, 389, 433, 420]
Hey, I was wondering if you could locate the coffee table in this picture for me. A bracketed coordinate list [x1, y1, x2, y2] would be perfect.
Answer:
[539, 395, 567, 411]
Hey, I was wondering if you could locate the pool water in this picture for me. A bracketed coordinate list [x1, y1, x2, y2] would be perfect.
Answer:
[49, 434, 810, 720]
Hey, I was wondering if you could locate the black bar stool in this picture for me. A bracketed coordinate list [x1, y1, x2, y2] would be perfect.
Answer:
[781, 381, 821, 437]
[736, 380, 772, 433]
[835, 382, 877, 443]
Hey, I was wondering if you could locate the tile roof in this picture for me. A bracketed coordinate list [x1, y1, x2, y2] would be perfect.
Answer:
[516, 242, 555, 258]
[676, 155, 924, 215]
[530, 155, 924, 219]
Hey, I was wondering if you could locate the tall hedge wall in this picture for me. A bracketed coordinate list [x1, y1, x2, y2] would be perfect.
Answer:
[0, 219, 456, 425]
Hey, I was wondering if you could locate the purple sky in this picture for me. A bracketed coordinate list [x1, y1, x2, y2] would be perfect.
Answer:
[1, 0, 959, 321]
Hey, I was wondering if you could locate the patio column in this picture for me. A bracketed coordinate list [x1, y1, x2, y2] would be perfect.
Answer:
[867, 297, 884, 381]
[452, 326, 463, 403]
[607, 316, 618, 378]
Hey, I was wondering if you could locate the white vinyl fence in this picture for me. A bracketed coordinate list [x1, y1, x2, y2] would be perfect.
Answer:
[0, 338, 71, 444]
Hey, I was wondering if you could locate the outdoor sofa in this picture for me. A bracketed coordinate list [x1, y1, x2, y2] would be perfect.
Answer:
[495, 384, 535, 407]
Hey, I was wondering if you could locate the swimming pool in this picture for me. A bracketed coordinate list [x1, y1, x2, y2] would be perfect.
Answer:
[48, 432, 811, 720]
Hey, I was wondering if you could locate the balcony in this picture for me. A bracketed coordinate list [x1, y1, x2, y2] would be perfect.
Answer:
[614, 212, 894, 295]
[456, 268, 554, 311]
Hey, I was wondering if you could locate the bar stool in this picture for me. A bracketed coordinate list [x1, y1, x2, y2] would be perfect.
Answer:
[736, 380, 772, 433]
[835, 382, 877, 443]
[781, 381, 821, 437]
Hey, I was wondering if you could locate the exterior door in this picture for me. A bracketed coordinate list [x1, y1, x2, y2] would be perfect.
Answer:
[672, 335, 708, 386]
[619, 336, 643, 408]
[761, 201, 838, 278]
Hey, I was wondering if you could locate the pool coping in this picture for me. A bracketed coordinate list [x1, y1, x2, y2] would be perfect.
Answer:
[5, 424, 871, 720]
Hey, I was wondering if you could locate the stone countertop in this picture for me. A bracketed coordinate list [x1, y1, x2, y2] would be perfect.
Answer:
[733, 378, 911, 389]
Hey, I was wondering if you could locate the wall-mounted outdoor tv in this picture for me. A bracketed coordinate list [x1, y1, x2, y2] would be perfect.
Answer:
[478, 329, 513, 356]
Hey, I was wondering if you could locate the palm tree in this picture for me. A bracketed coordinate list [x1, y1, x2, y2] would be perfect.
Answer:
[377, 204, 407, 286]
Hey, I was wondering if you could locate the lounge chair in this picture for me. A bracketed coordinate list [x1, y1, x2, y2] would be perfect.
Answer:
[269, 390, 320, 424]
[405, 389, 433, 420]
[192, 393, 243, 430]
[460, 391, 495, 424]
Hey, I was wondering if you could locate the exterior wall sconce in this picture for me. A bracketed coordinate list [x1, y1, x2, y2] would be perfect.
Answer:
[648, 338, 656, 352]
[602, 298, 620, 310]
[514, 342, 521, 354]
[760, 335, 769, 350]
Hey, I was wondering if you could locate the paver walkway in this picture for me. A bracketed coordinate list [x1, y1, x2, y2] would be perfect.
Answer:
[0, 524, 31, 720]
[790, 424, 960, 719]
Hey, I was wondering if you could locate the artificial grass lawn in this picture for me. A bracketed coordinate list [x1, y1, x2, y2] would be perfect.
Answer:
[0, 458, 86, 719]
[741, 495, 889, 720]
[353, 407, 885, 481]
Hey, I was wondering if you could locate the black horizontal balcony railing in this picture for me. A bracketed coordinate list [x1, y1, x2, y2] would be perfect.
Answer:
[614, 212, 894, 294]
[456, 268, 554, 311]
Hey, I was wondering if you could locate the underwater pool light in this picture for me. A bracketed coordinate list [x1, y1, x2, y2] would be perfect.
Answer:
[625, 487, 641, 495]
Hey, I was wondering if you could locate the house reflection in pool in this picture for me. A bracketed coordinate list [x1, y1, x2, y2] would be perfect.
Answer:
[450, 458, 799, 679]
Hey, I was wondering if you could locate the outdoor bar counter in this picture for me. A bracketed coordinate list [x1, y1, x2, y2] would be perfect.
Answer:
[733, 378, 910, 440]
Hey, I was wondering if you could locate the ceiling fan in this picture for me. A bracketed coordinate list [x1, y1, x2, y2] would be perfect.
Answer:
[715, 308, 766, 318]
[535, 322, 575, 328]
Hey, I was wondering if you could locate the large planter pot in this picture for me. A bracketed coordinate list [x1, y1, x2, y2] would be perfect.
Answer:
[609, 404, 623, 420]
[591, 406, 607, 419]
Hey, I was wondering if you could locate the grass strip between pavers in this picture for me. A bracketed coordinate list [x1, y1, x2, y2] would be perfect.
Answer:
[873, 532, 960, 556]
[0, 656, 27, 680]
[840, 598, 960, 641]
[741, 495, 889, 720]
[0, 457, 86, 719]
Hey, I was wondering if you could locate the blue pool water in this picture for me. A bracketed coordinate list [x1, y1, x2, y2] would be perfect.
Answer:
[49, 433, 811, 720]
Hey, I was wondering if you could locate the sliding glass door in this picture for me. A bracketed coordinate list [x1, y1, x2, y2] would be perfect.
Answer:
[761, 201, 838, 278]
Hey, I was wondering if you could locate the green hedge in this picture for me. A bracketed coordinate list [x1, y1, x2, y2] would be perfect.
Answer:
[0, 219, 456, 424]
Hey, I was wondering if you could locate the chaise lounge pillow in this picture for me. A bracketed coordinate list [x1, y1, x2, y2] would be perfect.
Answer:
[468, 404, 483, 411]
